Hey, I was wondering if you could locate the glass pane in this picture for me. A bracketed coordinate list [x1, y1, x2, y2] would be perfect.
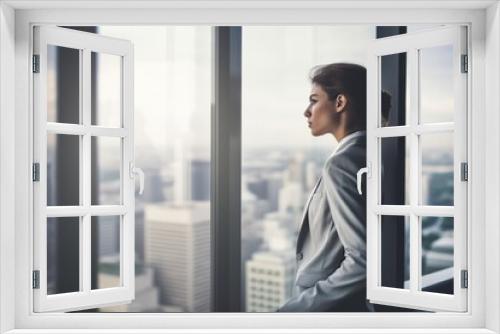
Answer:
[47, 133, 80, 206]
[421, 216, 454, 294]
[92, 52, 122, 127]
[94, 26, 212, 313]
[419, 45, 454, 124]
[92, 216, 121, 289]
[381, 136, 409, 205]
[47, 45, 80, 124]
[380, 52, 408, 127]
[241, 26, 373, 313]
[380, 215, 410, 289]
[47, 217, 80, 294]
[92, 136, 121, 205]
[420, 132, 454, 206]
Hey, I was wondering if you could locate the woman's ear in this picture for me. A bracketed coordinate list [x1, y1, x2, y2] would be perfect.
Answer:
[335, 94, 348, 113]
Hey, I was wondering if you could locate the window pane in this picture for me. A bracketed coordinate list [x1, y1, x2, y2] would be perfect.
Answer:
[380, 52, 408, 127]
[47, 133, 80, 206]
[420, 132, 454, 206]
[419, 45, 454, 124]
[92, 52, 122, 127]
[47, 45, 80, 124]
[95, 26, 212, 313]
[47, 217, 80, 294]
[381, 136, 409, 205]
[91, 216, 121, 289]
[380, 215, 410, 290]
[421, 216, 454, 294]
[92, 136, 121, 205]
[241, 26, 373, 312]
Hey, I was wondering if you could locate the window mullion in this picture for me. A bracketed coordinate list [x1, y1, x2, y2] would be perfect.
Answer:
[211, 26, 242, 312]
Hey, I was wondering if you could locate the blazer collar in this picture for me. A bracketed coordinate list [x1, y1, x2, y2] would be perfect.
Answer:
[331, 130, 366, 157]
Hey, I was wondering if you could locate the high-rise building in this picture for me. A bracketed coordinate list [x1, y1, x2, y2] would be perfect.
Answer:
[144, 201, 210, 312]
[245, 251, 295, 312]
[266, 172, 283, 212]
[173, 139, 210, 203]
[246, 176, 269, 200]
[142, 167, 165, 203]
[191, 159, 210, 201]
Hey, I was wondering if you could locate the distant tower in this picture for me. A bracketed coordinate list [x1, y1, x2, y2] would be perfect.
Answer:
[144, 202, 210, 312]
[267, 172, 284, 212]
[173, 138, 192, 203]
[191, 159, 210, 201]
[173, 139, 210, 202]
[245, 252, 295, 312]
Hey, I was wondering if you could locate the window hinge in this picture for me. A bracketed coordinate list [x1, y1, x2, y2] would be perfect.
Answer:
[461, 54, 468, 73]
[32, 163, 40, 182]
[461, 162, 468, 181]
[32, 270, 40, 289]
[461, 269, 468, 289]
[32, 55, 40, 73]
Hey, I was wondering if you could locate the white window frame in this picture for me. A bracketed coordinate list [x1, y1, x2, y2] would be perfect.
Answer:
[366, 26, 468, 312]
[32, 26, 136, 312]
[0, 1, 498, 333]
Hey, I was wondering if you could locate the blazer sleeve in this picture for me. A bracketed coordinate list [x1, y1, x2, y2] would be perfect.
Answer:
[278, 155, 367, 312]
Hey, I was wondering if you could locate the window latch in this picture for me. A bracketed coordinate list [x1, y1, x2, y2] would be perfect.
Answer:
[129, 162, 145, 195]
[356, 162, 371, 195]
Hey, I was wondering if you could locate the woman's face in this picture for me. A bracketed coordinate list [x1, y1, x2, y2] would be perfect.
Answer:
[304, 83, 339, 136]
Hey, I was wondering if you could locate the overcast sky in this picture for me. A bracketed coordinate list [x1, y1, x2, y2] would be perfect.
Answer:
[96, 25, 453, 159]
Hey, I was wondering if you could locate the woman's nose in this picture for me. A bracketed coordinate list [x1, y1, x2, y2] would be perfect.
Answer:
[304, 108, 311, 117]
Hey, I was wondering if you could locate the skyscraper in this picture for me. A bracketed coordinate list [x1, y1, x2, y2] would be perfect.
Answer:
[245, 251, 295, 312]
[144, 201, 210, 312]
[191, 159, 210, 201]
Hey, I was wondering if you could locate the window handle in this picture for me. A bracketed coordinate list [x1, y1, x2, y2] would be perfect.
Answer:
[130, 162, 145, 195]
[356, 162, 371, 195]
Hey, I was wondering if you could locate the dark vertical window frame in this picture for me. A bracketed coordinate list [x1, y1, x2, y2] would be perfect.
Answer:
[211, 26, 242, 312]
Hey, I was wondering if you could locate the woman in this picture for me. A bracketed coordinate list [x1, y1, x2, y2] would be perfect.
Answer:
[278, 63, 372, 312]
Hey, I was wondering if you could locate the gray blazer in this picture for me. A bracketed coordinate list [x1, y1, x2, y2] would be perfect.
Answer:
[278, 132, 370, 312]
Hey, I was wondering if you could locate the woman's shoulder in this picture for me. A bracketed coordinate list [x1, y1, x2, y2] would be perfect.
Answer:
[323, 141, 366, 180]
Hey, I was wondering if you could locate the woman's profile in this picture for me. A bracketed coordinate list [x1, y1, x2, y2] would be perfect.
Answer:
[277, 63, 372, 312]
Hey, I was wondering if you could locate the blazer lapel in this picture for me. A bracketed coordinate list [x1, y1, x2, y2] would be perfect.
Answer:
[296, 176, 322, 252]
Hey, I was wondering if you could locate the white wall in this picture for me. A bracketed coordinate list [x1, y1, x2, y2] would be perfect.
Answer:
[485, 2, 500, 332]
[0, 2, 16, 333]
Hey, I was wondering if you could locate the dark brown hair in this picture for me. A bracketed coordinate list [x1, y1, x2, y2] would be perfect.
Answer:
[310, 63, 367, 128]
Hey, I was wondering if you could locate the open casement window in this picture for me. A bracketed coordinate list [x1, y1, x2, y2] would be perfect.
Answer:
[365, 26, 468, 312]
[33, 26, 140, 312]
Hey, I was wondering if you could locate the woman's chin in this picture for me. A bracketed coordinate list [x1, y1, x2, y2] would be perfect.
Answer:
[310, 129, 319, 136]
